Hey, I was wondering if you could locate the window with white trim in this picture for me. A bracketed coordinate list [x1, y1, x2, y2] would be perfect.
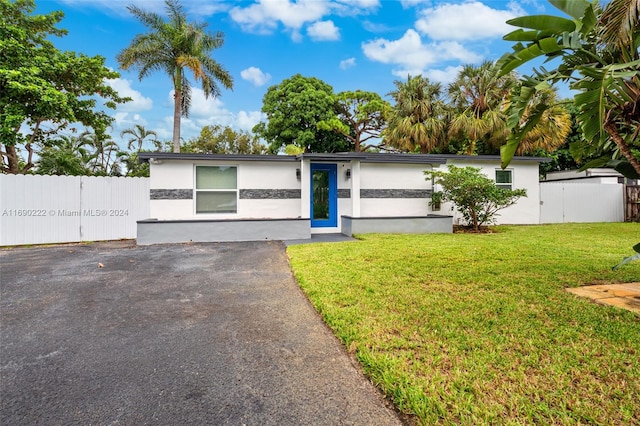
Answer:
[495, 169, 513, 190]
[195, 166, 237, 214]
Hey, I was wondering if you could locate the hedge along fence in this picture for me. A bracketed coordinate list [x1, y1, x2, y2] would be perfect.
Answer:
[0, 175, 149, 246]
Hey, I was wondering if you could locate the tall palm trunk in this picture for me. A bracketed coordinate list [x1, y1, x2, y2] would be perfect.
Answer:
[604, 121, 640, 176]
[172, 67, 183, 153]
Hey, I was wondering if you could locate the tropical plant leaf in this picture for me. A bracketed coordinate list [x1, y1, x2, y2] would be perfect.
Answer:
[610, 160, 640, 179]
[507, 15, 576, 33]
[504, 29, 542, 41]
[539, 37, 563, 53]
[612, 252, 640, 270]
[548, 0, 590, 20]
[580, 4, 597, 34]
[498, 44, 544, 75]
[578, 157, 612, 171]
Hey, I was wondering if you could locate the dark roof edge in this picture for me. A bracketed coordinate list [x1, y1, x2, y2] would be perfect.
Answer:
[138, 152, 550, 164]
[138, 152, 297, 163]
[437, 154, 552, 163]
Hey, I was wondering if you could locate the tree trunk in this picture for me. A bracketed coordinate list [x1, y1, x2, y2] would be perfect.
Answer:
[173, 89, 182, 153]
[472, 208, 479, 231]
[604, 121, 640, 176]
[172, 68, 183, 154]
[4, 145, 20, 174]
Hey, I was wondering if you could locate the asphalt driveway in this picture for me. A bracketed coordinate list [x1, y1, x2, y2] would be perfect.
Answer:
[0, 241, 401, 425]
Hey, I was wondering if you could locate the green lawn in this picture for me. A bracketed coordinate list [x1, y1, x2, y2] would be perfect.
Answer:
[287, 223, 640, 425]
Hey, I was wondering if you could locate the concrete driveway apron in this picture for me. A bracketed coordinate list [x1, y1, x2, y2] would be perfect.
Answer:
[1, 241, 402, 425]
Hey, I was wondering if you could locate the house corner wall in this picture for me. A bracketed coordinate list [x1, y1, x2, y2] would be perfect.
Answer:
[443, 159, 541, 225]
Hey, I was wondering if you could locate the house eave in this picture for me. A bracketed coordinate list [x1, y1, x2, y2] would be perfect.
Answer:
[138, 152, 551, 165]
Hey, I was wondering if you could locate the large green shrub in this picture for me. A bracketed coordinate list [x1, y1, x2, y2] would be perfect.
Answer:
[425, 165, 527, 230]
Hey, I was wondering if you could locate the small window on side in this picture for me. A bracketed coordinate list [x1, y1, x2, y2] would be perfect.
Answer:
[495, 169, 512, 190]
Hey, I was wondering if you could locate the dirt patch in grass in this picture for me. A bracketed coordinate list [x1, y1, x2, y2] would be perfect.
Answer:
[453, 225, 496, 233]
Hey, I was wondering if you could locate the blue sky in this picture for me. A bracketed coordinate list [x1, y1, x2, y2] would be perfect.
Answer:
[35, 0, 557, 148]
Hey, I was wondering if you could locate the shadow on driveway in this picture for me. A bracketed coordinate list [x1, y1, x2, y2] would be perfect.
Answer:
[1, 241, 401, 425]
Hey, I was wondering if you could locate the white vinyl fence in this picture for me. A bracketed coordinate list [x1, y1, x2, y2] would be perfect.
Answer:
[0, 175, 149, 246]
[540, 182, 624, 223]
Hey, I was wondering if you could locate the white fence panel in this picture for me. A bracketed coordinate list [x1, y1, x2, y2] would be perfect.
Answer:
[0, 175, 149, 245]
[540, 182, 624, 223]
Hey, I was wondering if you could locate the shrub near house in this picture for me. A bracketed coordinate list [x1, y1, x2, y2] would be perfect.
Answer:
[425, 165, 527, 231]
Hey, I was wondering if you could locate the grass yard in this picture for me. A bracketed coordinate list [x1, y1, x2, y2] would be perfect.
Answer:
[287, 223, 640, 425]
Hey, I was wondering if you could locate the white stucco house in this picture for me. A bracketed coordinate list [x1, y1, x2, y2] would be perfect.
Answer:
[136, 152, 546, 245]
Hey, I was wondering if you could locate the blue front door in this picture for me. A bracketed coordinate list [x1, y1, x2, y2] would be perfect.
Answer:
[310, 164, 337, 228]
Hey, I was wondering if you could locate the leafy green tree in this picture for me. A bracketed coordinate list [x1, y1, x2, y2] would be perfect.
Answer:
[35, 135, 92, 176]
[120, 124, 160, 153]
[385, 75, 448, 154]
[425, 165, 527, 231]
[317, 90, 390, 152]
[183, 125, 266, 154]
[284, 144, 304, 155]
[253, 74, 349, 154]
[117, 0, 233, 153]
[0, 0, 128, 174]
[498, 0, 640, 177]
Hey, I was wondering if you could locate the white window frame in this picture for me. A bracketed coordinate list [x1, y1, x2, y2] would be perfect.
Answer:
[194, 165, 238, 215]
[495, 169, 513, 190]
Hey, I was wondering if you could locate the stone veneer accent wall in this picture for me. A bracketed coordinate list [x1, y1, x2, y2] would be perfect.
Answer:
[151, 188, 431, 200]
[360, 189, 432, 198]
[150, 189, 192, 200]
[239, 189, 301, 199]
[150, 189, 303, 200]
[338, 189, 351, 198]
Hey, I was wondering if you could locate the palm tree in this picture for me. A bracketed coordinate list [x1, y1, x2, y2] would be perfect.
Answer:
[384, 75, 448, 153]
[81, 130, 120, 175]
[447, 61, 517, 155]
[448, 61, 571, 156]
[514, 89, 571, 155]
[120, 124, 160, 153]
[117, 0, 233, 153]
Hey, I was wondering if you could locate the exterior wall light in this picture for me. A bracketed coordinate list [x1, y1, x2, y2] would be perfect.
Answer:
[296, 168, 301, 180]
[346, 169, 351, 179]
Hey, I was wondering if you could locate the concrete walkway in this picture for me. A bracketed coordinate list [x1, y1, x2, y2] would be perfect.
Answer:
[0, 241, 401, 425]
[567, 283, 640, 314]
[284, 233, 358, 246]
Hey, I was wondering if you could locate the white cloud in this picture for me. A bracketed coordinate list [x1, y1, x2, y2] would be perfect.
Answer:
[170, 88, 232, 120]
[336, 0, 379, 8]
[415, 1, 523, 41]
[332, 0, 380, 15]
[57, 0, 228, 17]
[230, 0, 330, 34]
[307, 20, 340, 41]
[339, 57, 356, 70]
[400, 0, 432, 8]
[362, 29, 481, 76]
[106, 78, 153, 112]
[240, 67, 272, 86]
[229, 0, 377, 39]
[423, 65, 463, 85]
[236, 111, 266, 132]
[163, 88, 264, 138]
